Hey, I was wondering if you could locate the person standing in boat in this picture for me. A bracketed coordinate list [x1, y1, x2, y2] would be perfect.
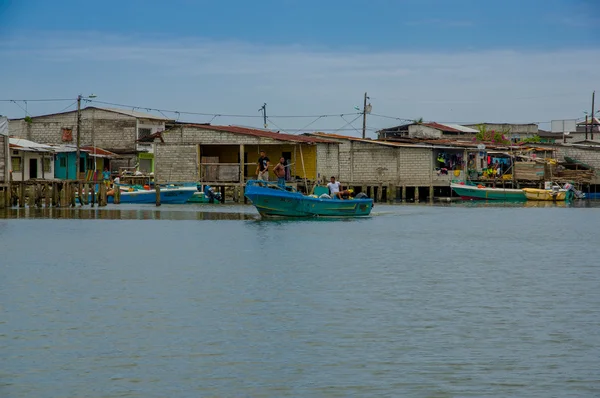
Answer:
[256, 150, 270, 181]
[273, 157, 286, 187]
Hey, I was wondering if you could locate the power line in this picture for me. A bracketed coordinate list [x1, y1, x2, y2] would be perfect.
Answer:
[0, 98, 74, 102]
[87, 99, 363, 119]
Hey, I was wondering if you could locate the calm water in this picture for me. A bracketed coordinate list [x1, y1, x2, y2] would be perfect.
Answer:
[1, 203, 600, 397]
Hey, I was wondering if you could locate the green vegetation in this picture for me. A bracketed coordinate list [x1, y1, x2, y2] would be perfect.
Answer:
[474, 124, 511, 145]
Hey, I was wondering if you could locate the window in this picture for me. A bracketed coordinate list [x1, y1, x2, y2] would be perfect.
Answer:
[138, 128, 152, 140]
[43, 158, 51, 172]
[11, 157, 22, 172]
[59, 157, 67, 168]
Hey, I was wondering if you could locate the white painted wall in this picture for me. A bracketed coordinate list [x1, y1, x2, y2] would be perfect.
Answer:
[10, 150, 55, 181]
[408, 125, 443, 139]
[136, 119, 165, 153]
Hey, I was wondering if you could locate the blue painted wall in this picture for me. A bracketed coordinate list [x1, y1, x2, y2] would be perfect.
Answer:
[54, 152, 88, 180]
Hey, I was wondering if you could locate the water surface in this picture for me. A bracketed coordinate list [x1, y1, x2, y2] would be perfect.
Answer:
[1, 204, 599, 397]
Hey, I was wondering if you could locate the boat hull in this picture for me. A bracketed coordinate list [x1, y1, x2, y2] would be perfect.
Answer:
[244, 181, 373, 217]
[187, 192, 221, 204]
[107, 187, 196, 204]
[522, 188, 567, 201]
[450, 183, 527, 201]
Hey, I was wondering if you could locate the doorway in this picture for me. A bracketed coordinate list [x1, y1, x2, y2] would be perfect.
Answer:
[29, 158, 38, 179]
[282, 151, 292, 181]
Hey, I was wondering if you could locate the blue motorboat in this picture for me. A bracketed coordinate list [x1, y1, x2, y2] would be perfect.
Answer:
[244, 180, 373, 218]
[107, 185, 197, 204]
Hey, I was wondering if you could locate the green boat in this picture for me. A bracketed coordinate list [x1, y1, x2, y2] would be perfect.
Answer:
[187, 185, 222, 204]
[450, 182, 527, 201]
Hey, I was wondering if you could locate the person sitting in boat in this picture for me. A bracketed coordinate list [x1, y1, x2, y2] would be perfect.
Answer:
[327, 176, 353, 199]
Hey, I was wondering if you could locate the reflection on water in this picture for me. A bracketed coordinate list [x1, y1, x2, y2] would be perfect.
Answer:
[1, 200, 598, 220]
[0, 207, 259, 220]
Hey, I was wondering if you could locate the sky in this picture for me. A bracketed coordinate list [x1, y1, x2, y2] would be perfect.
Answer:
[1, 0, 599, 136]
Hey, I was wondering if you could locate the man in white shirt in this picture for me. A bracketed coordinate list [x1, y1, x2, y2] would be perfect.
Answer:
[327, 176, 341, 199]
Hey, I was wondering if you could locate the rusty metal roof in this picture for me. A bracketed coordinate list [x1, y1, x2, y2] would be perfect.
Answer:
[80, 146, 118, 158]
[181, 124, 334, 144]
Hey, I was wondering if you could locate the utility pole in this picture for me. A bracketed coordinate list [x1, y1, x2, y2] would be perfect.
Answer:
[591, 90, 595, 140]
[76, 94, 82, 180]
[259, 103, 267, 128]
[362, 92, 368, 139]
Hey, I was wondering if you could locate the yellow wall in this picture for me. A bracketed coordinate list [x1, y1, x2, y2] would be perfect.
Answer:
[200, 143, 317, 180]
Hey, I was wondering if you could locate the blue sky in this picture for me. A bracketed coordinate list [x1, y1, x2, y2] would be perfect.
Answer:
[1, 0, 599, 135]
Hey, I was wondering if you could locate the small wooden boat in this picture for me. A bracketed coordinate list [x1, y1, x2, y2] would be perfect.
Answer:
[522, 188, 567, 201]
[244, 180, 373, 218]
[450, 182, 527, 201]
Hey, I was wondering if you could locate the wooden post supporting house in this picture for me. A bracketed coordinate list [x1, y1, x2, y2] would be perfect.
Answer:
[155, 183, 161, 206]
[239, 144, 245, 203]
[414, 186, 420, 202]
[90, 184, 95, 207]
[70, 183, 76, 207]
[377, 183, 383, 202]
[19, 182, 25, 208]
[196, 144, 202, 182]
[402, 186, 407, 202]
[77, 182, 84, 207]
[114, 185, 120, 204]
[429, 186, 434, 203]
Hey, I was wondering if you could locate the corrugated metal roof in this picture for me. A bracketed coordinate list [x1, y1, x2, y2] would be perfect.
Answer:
[80, 146, 118, 158]
[437, 123, 478, 133]
[10, 107, 172, 122]
[310, 132, 468, 149]
[422, 122, 462, 132]
[181, 124, 334, 144]
[89, 107, 172, 121]
[9, 138, 54, 152]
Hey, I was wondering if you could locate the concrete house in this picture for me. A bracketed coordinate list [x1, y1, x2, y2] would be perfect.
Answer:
[307, 133, 480, 201]
[463, 123, 539, 142]
[9, 107, 171, 173]
[144, 123, 337, 192]
[1, 117, 9, 198]
[378, 122, 478, 140]
[9, 138, 55, 181]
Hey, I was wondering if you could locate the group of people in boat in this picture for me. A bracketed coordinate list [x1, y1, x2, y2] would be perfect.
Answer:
[256, 150, 358, 200]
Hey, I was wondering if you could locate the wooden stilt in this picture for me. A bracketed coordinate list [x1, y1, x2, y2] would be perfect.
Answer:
[19, 183, 25, 208]
[114, 185, 121, 204]
[90, 184, 96, 207]
[377, 183, 383, 202]
[70, 183, 76, 207]
[429, 185, 434, 203]
[414, 187, 420, 202]
[99, 183, 107, 206]
[155, 184, 161, 206]
[78, 183, 84, 207]
[45, 183, 51, 208]
[402, 186, 407, 202]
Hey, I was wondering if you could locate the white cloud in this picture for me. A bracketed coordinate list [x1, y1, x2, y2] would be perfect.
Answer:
[1, 33, 599, 136]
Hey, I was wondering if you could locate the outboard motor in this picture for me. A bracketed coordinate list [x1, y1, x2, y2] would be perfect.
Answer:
[204, 185, 222, 203]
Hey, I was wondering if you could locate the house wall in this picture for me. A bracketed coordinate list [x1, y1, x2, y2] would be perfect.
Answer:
[54, 152, 88, 180]
[323, 138, 435, 185]
[10, 150, 55, 181]
[408, 125, 442, 139]
[8, 109, 163, 154]
[0, 135, 8, 184]
[316, 143, 340, 183]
